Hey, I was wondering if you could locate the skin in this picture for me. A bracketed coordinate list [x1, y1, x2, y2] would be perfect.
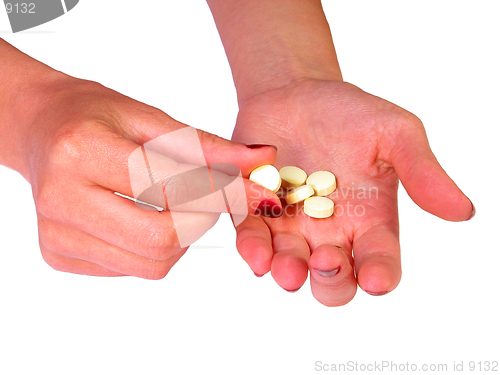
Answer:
[0, 39, 281, 279]
[0, 2, 474, 306]
[207, 0, 474, 306]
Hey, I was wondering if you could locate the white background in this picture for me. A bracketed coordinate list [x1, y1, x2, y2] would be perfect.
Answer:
[0, 1, 498, 374]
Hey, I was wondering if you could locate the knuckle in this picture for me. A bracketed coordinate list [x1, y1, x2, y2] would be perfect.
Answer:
[143, 260, 171, 280]
[34, 183, 59, 219]
[40, 247, 66, 272]
[34, 180, 74, 222]
[47, 123, 89, 166]
[33, 121, 105, 219]
[404, 111, 424, 127]
[38, 224, 76, 263]
[45, 120, 109, 170]
[379, 102, 422, 132]
[37, 220, 59, 251]
[135, 220, 177, 260]
[400, 113, 426, 138]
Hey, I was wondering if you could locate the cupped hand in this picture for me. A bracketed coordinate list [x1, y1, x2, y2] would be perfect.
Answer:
[11, 74, 281, 278]
[232, 79, 473, 306]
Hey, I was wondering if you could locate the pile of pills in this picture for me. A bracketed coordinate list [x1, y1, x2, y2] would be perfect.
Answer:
[249, 165, 336, 218]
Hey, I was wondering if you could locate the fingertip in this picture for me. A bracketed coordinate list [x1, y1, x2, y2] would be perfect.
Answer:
[313, 288, 357, 307]
[357, 259, 401, 296]
[244, 179, 283, 218]
[467, 201, 476, 221]
[235, 216, 273, 276]
[254, 199, 283, 218]
[431, 179, 473, 222]
[352, 222, 401, 297]
[240, 144, 278, 176]
[309, 244, 351, 273]
[245, 144, 278, 151]
[200, 132, 277, 176]
[271, 252, 309, 292]
[403, 158, 473, 222]
[237, 235, 273, 276]
[389, 123, 473, 222]
[309, 245, 357, 307]
[453, 194, 475, 222]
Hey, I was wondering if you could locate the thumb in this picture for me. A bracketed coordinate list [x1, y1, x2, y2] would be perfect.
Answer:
[197, 128, 278, 177]
[128, 126, 282, 218]
[389, 121, 474, 221]
[138, 124, 277, 177]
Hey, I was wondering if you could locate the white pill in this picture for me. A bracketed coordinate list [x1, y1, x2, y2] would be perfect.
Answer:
[304, 196, 334, 218]
[279, 166, 307, 189]
[284, 185, 314, 205]
[306, 171, 336, 196]
[249, 164, 281, 193]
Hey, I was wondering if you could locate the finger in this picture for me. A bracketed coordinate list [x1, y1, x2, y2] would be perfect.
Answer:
[197, 129, 278, 175]
[235, 216, 273, 277]
[132, 162, 282, 218]
[38, 185, 218, 260]
[38, 219, 187, 279]
[353, 223, 402, 296]
[67, 124, 282, 216]
[122, 113, 279, 176]
[309, 244, 357, 306]
[129, 129, 281, 215]
[67, 120, 277, 194]
[40, 247, 124, 277]
[270, 232, 310, 292]
[389, 120, 474, 221]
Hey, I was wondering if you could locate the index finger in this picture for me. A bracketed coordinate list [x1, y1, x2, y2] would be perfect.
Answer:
[77, 125, 282, 218]
[129, 145, 282, 221]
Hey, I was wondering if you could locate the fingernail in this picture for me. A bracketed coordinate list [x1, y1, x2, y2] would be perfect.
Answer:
[366, 290, 388, 296]
[467, 202, 476, 221]
[246, 144, 278, 150]
[254, 272, 264, 278]
[254, 200, 283, 218]
[283, 287, 300, 293]
[313, 267, 340, 277]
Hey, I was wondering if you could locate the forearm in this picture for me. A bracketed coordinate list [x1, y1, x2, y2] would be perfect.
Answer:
[207, 0, 342, 105]
[0, 39, 63, 176]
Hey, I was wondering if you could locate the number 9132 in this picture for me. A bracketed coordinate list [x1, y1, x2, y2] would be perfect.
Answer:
[5, 3, 36, 14]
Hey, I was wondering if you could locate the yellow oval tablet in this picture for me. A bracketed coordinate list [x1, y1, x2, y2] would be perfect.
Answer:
[279, 166, 307, 189]
[306, 171, 336, 196]
[249, 164, 281, 193]
[284, 184, 314, 205]
[304, 196, 334, 218]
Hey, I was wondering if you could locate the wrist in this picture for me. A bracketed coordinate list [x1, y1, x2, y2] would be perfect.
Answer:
[0, 39, 68, 178]
[207, 0, 342, 106]
[234, 51, 342, 106]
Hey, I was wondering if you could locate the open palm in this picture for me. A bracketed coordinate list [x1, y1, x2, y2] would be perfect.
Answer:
[232, 79, 473, 306]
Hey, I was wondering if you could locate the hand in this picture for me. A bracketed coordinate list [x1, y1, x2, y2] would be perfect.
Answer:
[232, 79, 474, 306]
[5, 74, 281, 278]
